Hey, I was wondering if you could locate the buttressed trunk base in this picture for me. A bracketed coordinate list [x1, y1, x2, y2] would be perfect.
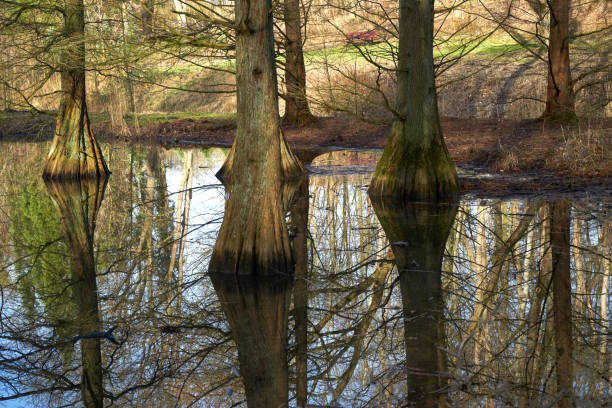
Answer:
[42, 0, 109, 180]
[368, 0, 459, 200]
[369, 121, 459, 200]
[216, 0, 304, 181]
[43, 103, 110, 180]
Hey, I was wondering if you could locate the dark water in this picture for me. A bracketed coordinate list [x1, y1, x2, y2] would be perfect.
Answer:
[0, 142, 610, 407]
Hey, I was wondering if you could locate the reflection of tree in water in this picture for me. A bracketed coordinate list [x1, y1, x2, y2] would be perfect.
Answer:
[208, 174, 311, 407]
[210, 272, 293, 407]
[45, 179, 108, 407]
[0, 145, 610, 406]
[371, 198, 458, 406]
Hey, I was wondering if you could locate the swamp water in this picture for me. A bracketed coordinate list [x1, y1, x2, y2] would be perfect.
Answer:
[0, 142, 610, 407]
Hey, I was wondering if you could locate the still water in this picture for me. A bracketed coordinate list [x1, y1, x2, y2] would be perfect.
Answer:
[0, 142, 610, 407]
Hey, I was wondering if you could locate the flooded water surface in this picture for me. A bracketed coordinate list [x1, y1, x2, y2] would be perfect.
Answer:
[0, 142, 610, 407]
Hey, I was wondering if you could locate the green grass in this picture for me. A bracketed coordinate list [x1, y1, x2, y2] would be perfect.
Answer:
[301, 35, 539, 66]
[126, 111, 235, 126]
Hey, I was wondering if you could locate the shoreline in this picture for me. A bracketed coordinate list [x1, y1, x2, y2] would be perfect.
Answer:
[2, 113, 610, 195]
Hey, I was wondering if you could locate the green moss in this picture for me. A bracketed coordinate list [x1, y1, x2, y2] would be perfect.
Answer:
[125, 111, 236, 126]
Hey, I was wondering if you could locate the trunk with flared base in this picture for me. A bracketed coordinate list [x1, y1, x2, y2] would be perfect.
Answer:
[209, 180, 295, 406]
[544, 0, 575, 121]
[216, 0, 303, 180]
[370, 197, 458, 406]
[46, 179, 107, 408]
[43, 0, 109, 180]
[369, 0, 459, 200]
[283, 0, 315, 126]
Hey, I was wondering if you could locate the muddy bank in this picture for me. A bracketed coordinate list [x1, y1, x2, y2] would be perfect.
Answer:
[2, 112, 610, 193]
[118, 115, 611, 176]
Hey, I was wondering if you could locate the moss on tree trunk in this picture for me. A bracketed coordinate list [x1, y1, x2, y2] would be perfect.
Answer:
[216, 0, 304, 180]
[369, 0, 459, 200]
[544, 0, 575, 121]
[42, 0, 109, 181]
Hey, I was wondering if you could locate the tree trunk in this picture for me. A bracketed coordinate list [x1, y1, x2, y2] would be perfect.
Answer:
[283, 0, 315, 126]
[43, 0, 109, 180]
[45, 179, 107, 408]
[141, 0, 155, 37]
[368, 0, 459, 200]
[550, 199, 573, 408]
[370, 197, 458, 406]
[216, 0, 303, 180]
[544, 0, 575, 120]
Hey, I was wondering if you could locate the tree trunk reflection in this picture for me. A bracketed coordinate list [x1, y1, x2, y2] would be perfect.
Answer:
[370, 197, 458, 407]
[209, 181, 299, 407]
[550, 199, 573, 407]
[289, 177, 309, 407]
[45, 178, 107, 408]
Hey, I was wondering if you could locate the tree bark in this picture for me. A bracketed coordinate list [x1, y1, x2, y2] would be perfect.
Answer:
[370, 197, 458, 406]
[45, 179, 107, 408]
[544, 0, 575, 120]
[216, 0, 303, 180]
[368, 0, 459, 200]
[550, 199, 573, 408]
[141, 0, 155, 37]
[283, 0, 315, 126]
[43, 0, 109, 180]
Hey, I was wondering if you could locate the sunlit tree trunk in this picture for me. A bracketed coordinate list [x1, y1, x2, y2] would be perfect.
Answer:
[43, 0, 109, 180]
[216, 0, 303, 180]
[283, 0, 315, 125]
[45, 179, 107, 408]
[368, 0, 459, 200]
[371, 197, 458, 406]
[173, 0, 187, 26]
[550, 200, 573, 407]
[544, 0, 575, 120]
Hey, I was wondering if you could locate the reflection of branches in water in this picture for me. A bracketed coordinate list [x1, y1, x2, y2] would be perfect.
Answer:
[298, 185, 610, 407]
[0, 144, 611, 406]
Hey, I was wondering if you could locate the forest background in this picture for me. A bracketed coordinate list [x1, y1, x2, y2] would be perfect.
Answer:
[0, 0, 610, 179]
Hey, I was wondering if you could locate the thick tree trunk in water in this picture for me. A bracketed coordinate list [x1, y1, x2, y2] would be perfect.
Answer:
[283, 0, 315, 126]
[43, 0, 109, 180]
[370, 197, 458, 406]
[544, 0, 575, 120]
[550, 200, 573, 408]
[45, 179, 107, 408]
[369, 0, 459, 200]
[216, 0, 303, 180]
